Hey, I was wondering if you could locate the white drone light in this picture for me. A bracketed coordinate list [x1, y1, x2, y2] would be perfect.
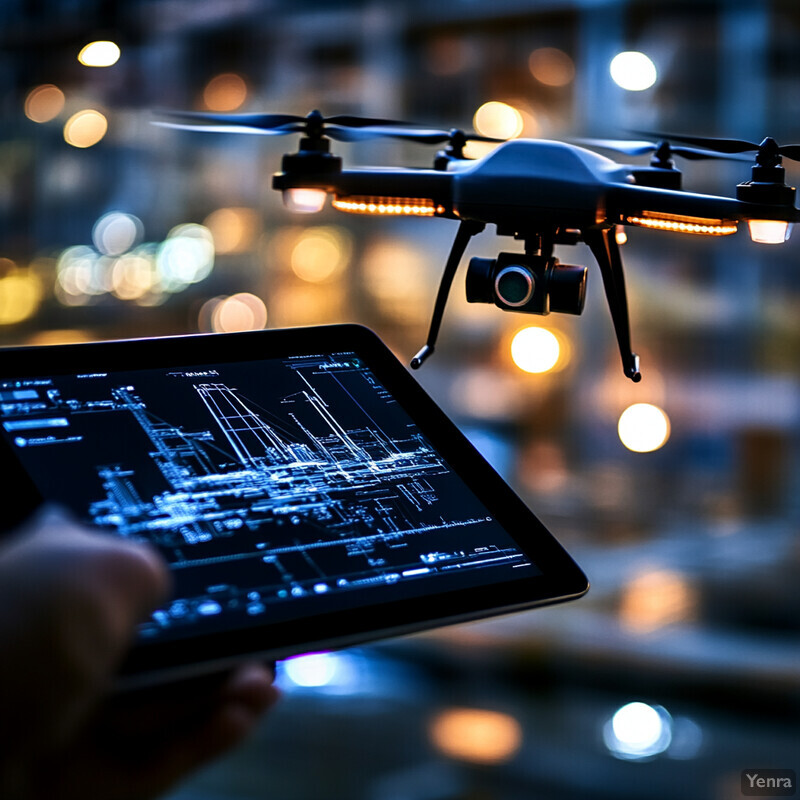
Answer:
[283, 188, 327, 213]
[747, 219, 793, 244]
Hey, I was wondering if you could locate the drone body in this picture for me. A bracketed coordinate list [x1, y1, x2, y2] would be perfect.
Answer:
[158, 109, 800, 381]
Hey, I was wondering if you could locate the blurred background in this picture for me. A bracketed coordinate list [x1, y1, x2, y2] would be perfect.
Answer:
[2, 0, 800, 797]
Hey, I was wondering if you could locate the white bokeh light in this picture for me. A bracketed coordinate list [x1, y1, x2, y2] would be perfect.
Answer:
[610, 51, 658, 91]
[510, 327, 561, 374]
[92, 212, 143, 256]
[473, 101, 524, 140]
[78, 41, 121, 67]
[618, 403, 670, 453]
[604, 701, 672, 760]
[157, 224, 215, 290]
[283, 652, 338, 687]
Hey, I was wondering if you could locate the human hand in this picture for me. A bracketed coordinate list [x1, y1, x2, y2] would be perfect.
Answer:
[0, 506, 279, 799]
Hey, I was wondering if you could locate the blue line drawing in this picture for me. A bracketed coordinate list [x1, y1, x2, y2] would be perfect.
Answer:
[1, 355, 530, 637]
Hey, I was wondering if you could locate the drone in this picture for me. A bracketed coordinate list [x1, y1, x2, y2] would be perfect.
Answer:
[157, 109, 800, 382]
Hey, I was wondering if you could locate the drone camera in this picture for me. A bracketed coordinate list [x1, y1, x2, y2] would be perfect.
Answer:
[465, 252, 587, 316]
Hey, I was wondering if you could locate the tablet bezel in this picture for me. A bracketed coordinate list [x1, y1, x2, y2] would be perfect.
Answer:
[0, 324, 588, 687]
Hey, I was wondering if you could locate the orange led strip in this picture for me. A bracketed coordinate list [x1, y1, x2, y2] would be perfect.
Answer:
[332, 195, 443, 216]
[626, 211, 737, 236]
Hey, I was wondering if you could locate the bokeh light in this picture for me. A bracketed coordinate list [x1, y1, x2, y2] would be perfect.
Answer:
[78, 40, 121, 67]
[620, 569, 697, 633]
[604, 702, 672, 760]
[462, 140, 503, 160]
[0, 267, 43, 325]
[57, 221, 215, 306]
[510, 326, 562, 374]
[473, 101, 524, 140]
[430, 708, 522, 764]
[290, 226, 351, 283]
[610, 51, 658, 91]
[266, 284, 345, 327]
[56, 245, 101, 302]
[111, 253, 156, 300]
[362, 239, 429, 324]
[24, 84, 65, 123]
[618, 403, 670, 452]
[27, 329, 94, 346]
[158, 223, 215, 290]
[210, 292, 268, 332]
[63, 109, 108, 148]
[92, 212, 144, 255]
[528, 47, 575, 86]
[203, 73, 248, 112]
[168, 222, 215, 246]
[282, 653, 339, 688]
[203, 207, 260, 254]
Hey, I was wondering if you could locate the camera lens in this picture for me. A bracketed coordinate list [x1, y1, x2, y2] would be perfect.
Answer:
[548, 264, 587, 315]
[494, 265, 534, 307]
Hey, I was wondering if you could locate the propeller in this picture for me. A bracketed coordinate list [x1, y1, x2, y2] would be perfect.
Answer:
[578, 137, 752, 162]
[154, 108, 502, 148]
[155, 109, 409, 132]
[634, 133, 800, 166]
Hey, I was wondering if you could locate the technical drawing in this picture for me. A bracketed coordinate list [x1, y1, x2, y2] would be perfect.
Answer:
[1, 354, 534, 639]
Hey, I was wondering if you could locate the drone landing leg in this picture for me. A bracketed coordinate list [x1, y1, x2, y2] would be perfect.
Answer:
[411, 220, 485, 369]
[584, 226, 641, 382]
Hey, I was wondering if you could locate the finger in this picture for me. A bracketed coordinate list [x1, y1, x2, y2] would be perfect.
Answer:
[119, 697, 275, 799]
[32, 663, 279, 800]
[156, 664, 280, 763]
[95, 665, 279, 800]
[99, 663, 278, 735]
[221, 662, 280, 707]
[4, 504, 171, 623]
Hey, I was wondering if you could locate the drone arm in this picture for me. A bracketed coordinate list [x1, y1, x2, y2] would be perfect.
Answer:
[411, 220, 485, 369]
[583, 226, 641, 382]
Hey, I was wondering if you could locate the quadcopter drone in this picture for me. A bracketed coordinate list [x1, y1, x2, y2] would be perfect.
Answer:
[158, 109, 800, 382]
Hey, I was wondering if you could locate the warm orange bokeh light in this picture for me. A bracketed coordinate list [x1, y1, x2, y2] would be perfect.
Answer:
[430, 707, 522, 764]
[0, 268, 43, 324]
[63, 109, 108, 148]
[473, 101, 524, 140]
[24, 84, 65, 123]
[203, 207, 260, 254]
[620, 569, 697, 633]
[290, 226, 350, 283]
[206, 292, 268, 332]
[529, 47, 575, 86]
[203, 73, 248, 112]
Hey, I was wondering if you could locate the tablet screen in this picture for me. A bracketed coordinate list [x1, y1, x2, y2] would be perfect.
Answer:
[0, 345, 539, 646]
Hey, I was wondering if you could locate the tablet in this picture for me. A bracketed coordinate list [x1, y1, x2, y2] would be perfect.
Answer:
[0, 324, 587, 687]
